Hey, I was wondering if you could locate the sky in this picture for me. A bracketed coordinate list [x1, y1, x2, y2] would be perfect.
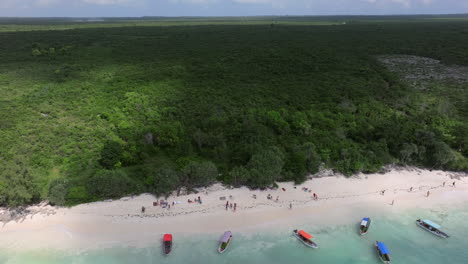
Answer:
[0, 0, 467, 17]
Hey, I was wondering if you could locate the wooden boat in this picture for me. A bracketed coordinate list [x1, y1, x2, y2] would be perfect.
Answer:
[293, 229, 318, 248]
[218, 231, 233, 253]
[360, 217, 371, 235]
[416, 219, 450, 238]
[163, 234, 172, 255]
[375, 241, 391, 264]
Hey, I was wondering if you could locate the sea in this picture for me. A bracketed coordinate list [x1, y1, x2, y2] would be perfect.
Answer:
[1, 206, 467, 264]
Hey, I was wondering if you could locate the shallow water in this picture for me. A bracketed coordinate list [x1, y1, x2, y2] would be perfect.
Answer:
[1, 207, 467, 264]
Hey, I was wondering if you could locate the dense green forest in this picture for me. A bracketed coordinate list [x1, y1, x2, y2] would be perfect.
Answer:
[0, 16, 467, 207]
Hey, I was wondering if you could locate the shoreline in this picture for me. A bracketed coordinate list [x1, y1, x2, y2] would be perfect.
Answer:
[0, 167, 467, 252]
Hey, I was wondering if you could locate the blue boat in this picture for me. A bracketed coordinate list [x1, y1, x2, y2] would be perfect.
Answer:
[375, 241, 391, 264]
[416, 219, 450, 238]
[359, 217, 371, 235]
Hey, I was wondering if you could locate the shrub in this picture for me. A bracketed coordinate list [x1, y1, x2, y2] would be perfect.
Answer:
[87, 170, 138, 199]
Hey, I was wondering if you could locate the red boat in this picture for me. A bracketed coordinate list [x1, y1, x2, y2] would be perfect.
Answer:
[163, 234, 172, 255]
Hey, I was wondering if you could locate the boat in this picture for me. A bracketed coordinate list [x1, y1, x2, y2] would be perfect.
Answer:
[359, 217, 371, 235]
[163, 234, 172, 255]
[416, 219, 450, 238]
[218, 231, 233, 253]
[375, 241, 391, 264]
[292, 229, 318, 248]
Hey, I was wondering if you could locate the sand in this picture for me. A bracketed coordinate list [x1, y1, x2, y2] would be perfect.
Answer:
[0, 167, 467, 252]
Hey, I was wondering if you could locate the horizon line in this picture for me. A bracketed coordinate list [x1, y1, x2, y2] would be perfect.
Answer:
[1, 13, 468, 19]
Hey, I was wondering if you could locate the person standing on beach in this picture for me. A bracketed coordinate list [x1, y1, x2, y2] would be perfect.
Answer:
[443, 182, 446, 187]
[391, 200, 394, 206]
[409, 187, 413, 192]
[427, 191, 430, 197]
[453, 181, 456, 187]
[234, 203, 237, 211]
[225, 201, 229, 210]
[289, 203, 292, 209]
[141, 206, 145, 213]
[381, 190, 386, 195]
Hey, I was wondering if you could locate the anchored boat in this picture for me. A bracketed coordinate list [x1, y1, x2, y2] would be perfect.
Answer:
[359, 217, 371, 235]
[218, 231, 233, 253]
[375, 241, 391, 264]
[293, 229, 318, 248]
[416, 219, 450, 238]
[163, 234, 173, 255]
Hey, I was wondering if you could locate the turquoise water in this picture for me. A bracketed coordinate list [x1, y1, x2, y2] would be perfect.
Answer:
[1, 207, 467, 264]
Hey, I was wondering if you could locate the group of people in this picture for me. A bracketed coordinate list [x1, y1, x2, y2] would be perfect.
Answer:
[188, 196, 202, 204]
[152, 200, 170, 208]
[225, 201, 237, 211]
[142, 196, 205, 214]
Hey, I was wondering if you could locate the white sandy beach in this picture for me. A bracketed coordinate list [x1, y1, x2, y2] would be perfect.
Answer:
[0, 167, 467, 252]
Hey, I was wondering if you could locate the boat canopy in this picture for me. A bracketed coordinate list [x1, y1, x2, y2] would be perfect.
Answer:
[377, 242, 390, 255]
[361, 218, 369, 226]
[298, 230, 313, 239]
[423, 220, 441, 229]
[220, 231, 232, 242]
[163, 234, 172, 242]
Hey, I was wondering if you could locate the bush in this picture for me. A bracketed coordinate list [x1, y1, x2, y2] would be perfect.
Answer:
[181, 161, 218, 188]
[0, 160, 40, 207]
[99, 141, 123, 169]
[247, 146, 285, 188]
[87, 170, 138, 199]
[66, 186, 90, 205]
[152, 167, 180, 196]
[48, 179, 67, 206]
[228, 166, 250, 187]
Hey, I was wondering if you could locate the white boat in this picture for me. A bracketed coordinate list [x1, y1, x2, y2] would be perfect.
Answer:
[416, 219, 449, 238]
[359, 217, 371, 235]
[293, 229, 318, 248]
[218, 231, 232, 253]
[375, 241, 391, 264]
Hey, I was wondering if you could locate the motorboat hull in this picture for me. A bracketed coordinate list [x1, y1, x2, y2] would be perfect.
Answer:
[218, 238, 232, 254]
[416, 220, 449, 238]
[293, 231, 318, 248]
[375, 241, 391, 264]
